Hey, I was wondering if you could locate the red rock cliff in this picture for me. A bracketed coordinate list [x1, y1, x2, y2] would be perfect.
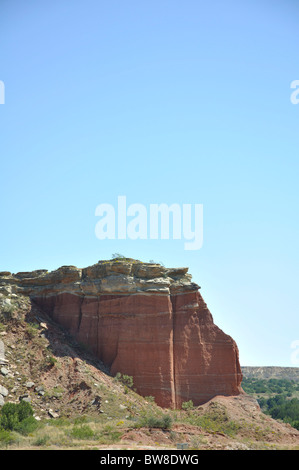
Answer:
[1, 259, 242, 408]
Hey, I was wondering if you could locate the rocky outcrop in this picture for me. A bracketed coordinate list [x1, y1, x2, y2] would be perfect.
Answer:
[0, 259, 243, 408]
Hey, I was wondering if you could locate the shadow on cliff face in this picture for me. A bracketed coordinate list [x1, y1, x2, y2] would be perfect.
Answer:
[25, 292, 243, 410]
[25, 299, 111, 377]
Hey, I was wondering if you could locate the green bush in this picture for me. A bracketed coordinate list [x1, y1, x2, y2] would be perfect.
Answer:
[15, 416, 39, 435]
[114, 372, 134, 389]
[111, 253, 126, 259]
[136, 413, 172, 430]
[0, 428, 15, 446]
[292, 421, 299, 431]
[17, 401, 34, 421]
[0, 403, 19, 431]
[0, 401, 38, 435]
[182, 400, 194, 411]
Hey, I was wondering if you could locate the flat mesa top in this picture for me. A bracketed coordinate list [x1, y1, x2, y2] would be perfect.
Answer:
[0, 259, 200, 297]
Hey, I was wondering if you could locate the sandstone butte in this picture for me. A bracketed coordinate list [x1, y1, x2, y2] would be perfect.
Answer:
[0, 259, 243, 408]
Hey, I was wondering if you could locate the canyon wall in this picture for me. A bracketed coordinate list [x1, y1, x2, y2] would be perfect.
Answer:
[0, 259, 243, 408]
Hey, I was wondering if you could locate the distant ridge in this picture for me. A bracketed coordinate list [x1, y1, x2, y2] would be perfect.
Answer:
[242, 366, 299, 382]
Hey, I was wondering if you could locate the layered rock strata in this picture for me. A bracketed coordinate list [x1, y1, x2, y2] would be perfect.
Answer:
[0, 259, 243, 408]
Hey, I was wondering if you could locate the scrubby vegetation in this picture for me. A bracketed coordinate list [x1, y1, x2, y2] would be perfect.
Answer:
[242, 377, 299, 396]
[0, 401, 39, 445]
[242, 377, 299, 430]
[1, 296, 298, 450]
[114, 372, 134, 390]
[0, 412, 124, 449]
[133, 412, 172, 430]
[258, 396, 299, 430]
[183, 402, 240, 437]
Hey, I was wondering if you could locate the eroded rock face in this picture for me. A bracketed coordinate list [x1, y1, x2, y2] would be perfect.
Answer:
[0, 259, 242, 407]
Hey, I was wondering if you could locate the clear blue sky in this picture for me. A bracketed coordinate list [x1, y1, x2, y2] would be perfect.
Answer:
[1, 0, 298, 367]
